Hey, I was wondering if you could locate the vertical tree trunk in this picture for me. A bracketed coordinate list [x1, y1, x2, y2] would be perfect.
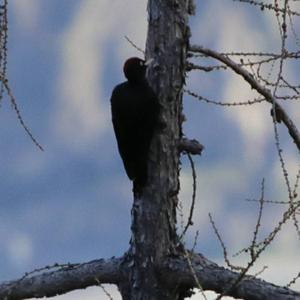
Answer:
[119, 1, 191, 299]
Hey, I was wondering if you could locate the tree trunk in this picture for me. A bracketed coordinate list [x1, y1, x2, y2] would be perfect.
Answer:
[118, 0, 191, 299]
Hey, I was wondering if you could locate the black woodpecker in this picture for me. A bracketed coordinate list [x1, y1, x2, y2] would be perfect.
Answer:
[110, 57, 160, 187]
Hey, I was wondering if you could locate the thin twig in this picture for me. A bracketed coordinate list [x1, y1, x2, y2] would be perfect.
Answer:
[250, 179, 265, 260]
[215, 199, 300, 300]
[209, 213, 244, 272]
[185, 89, 266, 107]
[189, 45, 300, 151]
[184, 249, 208, 300]
[286, 271, 300, 288]
[233, 0, 300, 16]
[124, 35, 145, 55]
[2, 78, 44, 151]
[179, 153, 197, 240]
[95, 278, 114, 300]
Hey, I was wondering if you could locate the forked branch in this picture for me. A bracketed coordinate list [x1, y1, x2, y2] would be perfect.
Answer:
[160, 253, 300, 300]
[189, 45, 300, 151]
[1, 253, 300, 300]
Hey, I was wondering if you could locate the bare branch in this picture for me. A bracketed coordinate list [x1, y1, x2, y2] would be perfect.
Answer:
[0, 0, 8, 103]
[287, 271, 300, 288]
[0, 257, 122, 300]
[189, 45, 300, 151]
[185, 89, 266, 107]
[186, 62, 227, 72]
[183, 250, 207, 300]
[250, 179, 265, 260]
[179, 153, 197, 240]
[178, 138, 204, 155]
[160, 253, 300, 300]
[1, 77, 44, 151]
[209, 213, 243, 272]
[124, 36, 145, 55]
[189, 50, 300, 58]
[233, 0, 300, 16]
[95, 278, 115, 300]
[209, 191, 300, 299]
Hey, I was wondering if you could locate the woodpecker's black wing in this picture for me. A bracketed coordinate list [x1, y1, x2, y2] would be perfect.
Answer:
[110, 81, 159, 183]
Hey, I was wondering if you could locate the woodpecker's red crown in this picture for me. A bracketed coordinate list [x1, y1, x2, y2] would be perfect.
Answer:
[123, 57, 146, 83]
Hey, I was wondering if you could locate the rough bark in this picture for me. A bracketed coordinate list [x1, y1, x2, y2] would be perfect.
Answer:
[160, 254, 300, 300]
[0, 257, 122, 300]
[118, 0, 191, 299]
[2, 253, 299, 300]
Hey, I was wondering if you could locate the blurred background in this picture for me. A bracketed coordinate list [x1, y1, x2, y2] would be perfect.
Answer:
[0, 0, 299, 299]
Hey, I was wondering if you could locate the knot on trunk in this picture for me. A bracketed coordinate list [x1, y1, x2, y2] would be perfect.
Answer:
[178, 138, 204, 155]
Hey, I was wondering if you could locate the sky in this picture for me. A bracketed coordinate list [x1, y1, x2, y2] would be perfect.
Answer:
[0, 0, 299, 299]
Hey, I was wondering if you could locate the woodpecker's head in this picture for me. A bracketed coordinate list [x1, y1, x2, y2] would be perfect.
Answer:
[123, 57, 153, 83]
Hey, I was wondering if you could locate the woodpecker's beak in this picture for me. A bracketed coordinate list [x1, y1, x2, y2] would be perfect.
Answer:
[144, 58, 154, 66]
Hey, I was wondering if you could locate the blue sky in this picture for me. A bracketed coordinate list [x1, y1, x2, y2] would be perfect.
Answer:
[0, 1, 299, 299]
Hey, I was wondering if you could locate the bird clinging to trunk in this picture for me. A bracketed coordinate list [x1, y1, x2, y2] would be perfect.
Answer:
[110, 57, 160, 189]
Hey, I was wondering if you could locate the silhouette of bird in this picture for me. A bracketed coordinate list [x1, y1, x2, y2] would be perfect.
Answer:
[110, 57, 160, 187]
